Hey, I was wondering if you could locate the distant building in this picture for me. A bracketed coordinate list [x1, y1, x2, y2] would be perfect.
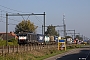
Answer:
[0, 32, 18, 40]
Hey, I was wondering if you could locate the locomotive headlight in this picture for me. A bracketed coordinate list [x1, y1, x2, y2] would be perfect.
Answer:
[19, 36, 27, 39]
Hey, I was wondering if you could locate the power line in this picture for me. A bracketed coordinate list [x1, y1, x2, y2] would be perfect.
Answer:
[1, 10, 2, 20]
[0, 9, 12, 13]
[0, 20, 17, 25]
[0, 5, 26, 13]
[0, 5, 46, 26]
[0, 4, 45, 24]
[34, 15, 43, 25]
[0, 16, 21, 22]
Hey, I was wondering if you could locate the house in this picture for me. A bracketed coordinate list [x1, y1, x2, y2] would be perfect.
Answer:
[0, 32, 18, 40]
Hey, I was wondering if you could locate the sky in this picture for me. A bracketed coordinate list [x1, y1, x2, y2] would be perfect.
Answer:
[0, 0, 90, 38]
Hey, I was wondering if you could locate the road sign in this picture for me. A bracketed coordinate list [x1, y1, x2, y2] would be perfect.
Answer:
[58, 39, 66, 50]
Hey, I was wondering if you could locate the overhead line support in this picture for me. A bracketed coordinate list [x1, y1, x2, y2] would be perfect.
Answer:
[6, 12, 46, 46]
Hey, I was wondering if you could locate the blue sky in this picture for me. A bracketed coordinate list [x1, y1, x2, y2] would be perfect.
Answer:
[0, 0, 90, 38]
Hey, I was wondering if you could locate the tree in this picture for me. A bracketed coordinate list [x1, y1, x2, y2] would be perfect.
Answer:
[45, 25, 59, 36]
[65, 36, 72, 39]
[76, 35, 83, 40]
[15, 20, 37, 34]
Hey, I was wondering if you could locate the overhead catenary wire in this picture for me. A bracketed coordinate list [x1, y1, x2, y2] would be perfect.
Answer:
[0, 5, 46, 24]
[34, 15, 43, 25]
[34, 15, 50, 25]
[0, 20, 17, 25]
[0, 9, 21, 23]
[0, 5, 27, 13]
[1, 10, 2, 20]
[0, 4, 46, 35]
[0, 5, 47, 26]
[0, 16, 21, 22]
[0, 9, 13, 13]
[0, 16, 17, 25]
[20, 15, 30, 21]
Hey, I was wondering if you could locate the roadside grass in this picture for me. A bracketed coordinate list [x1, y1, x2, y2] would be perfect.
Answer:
[0, 44, 89, 60]
[0, 48, 66, 60]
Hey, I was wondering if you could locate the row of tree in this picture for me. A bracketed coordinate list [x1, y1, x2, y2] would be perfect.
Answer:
[15, 20, 59, 36]
[15, 20, 83, 40]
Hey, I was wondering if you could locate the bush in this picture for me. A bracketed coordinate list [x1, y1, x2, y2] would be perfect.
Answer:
[8, 39, 18, 46]
[0, 39, 18, 46]
[0, 40, 6, 46]
[8, 38, 16, 42]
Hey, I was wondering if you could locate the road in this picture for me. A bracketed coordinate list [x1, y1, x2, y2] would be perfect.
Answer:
[44, 45, 90, 60]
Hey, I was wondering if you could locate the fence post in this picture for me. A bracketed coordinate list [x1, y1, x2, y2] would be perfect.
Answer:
[30, 44, 31, 51]
[32, 44, 34, 50]
[39, 44, 40, 49]
[20, 45, 22, 52]
[46, 44, 48, 48]
[40, 44, 41, 49]
[24, 44, 26, 51]
[43, 44, 45, 49]
[2, 45, 4, 56]
[37, 44, 39, 49]
[8, 45, 10, 53]
[17, 45, 19, 53]
[35, 44, 37, 50]
[13, 45, 15, 53]
[44, 44, 46, 48]
[27, 44, 29, 51]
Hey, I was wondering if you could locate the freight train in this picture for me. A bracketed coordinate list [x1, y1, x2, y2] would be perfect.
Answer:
[17, 32, 59, 45]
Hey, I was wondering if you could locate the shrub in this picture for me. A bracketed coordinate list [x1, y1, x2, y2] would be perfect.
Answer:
[0, 39, 18, 46]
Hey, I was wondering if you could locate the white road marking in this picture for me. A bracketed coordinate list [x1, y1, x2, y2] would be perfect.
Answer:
[79, 58, 86, 60]
[79, 46, 90, 60]
[86, 49, 90, 59]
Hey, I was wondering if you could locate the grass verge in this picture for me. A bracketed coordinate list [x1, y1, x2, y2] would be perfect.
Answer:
[0, 44, 89, 60]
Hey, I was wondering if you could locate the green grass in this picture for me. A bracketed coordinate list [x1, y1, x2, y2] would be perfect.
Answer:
[36, 50, 66, 60]
[0, 48, 67, 60]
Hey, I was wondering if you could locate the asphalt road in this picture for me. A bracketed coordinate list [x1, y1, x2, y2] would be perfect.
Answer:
[44, 45, 90, 60]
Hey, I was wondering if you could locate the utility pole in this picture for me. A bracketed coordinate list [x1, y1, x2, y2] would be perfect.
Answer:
[63, 14, 66, 38]
[66, 33, 80, 39]
[74, 30, 75, 39]
[42, 25, 43, 35]
[6, 12, 45, 46]
[6, 13, 8, 46]
[67, 33, 80, 36]
[60, 30, 75, 39]
[57, 30, 60, 36]
[44, 12, 45, 36]
[82, 35, 83, 40]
